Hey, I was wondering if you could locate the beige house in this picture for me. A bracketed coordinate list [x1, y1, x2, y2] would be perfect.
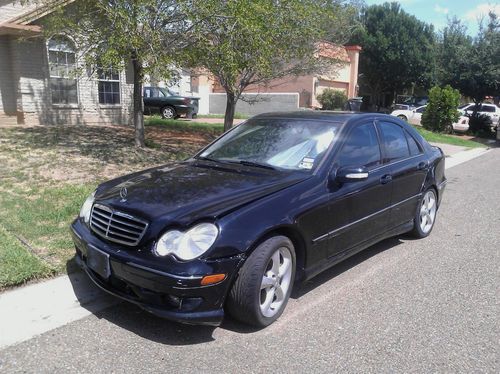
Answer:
[209, 44, 361, 110]
[0, 1, 133, 126]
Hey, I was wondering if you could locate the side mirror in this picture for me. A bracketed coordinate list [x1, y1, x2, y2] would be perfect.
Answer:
[334, 166, 369, 183]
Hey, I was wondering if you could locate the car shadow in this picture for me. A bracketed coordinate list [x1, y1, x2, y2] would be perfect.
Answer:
[66, 236, 404, 344]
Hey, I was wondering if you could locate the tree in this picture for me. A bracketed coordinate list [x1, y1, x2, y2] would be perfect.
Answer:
[421, 85, 460, 133]
[30, 0, 190, 147]
[437, 14, 499, 108]
[351, 2, 435, 107]
[185, 0, 355, 131]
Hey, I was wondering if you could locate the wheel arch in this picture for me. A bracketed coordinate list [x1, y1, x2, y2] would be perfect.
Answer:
[242, 225, 308, 283]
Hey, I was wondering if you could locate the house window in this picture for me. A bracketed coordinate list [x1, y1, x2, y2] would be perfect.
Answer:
[47, 36, 78, 104]
[97, 68, 121, 105]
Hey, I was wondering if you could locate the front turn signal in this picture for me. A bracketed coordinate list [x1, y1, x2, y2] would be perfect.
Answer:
[200, 273, 226, 286]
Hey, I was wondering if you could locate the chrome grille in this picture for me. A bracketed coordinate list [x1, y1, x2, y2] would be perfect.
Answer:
[90, 204, 148, 246]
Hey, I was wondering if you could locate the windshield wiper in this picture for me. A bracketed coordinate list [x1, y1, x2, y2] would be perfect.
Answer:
[236, 160, 277, 170]
[196, 155, 222, 163]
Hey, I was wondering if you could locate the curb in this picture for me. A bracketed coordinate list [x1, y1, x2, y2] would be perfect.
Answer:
[444, 147, 491, 169]
[0, 271, 118, 349]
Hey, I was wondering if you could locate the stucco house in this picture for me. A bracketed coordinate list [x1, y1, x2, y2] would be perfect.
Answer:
[0, 1, 134, 126]
[206, 43, 361, 114]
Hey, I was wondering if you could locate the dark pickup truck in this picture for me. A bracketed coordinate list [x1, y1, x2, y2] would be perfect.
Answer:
[143, 86, 199, 119]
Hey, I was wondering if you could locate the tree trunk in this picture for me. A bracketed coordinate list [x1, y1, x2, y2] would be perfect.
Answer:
[223, 91, 237, 132]
[132, 57, 145, 148]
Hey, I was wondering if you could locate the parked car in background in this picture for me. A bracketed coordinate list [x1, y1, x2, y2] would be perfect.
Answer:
[71, 111, 446, 328]
[458, 103, 500, 130]
[393, 96, 428, 111]
[143, 86, 199, 119]
[391, 105, 426, 124]
[390, 105, 469, 132]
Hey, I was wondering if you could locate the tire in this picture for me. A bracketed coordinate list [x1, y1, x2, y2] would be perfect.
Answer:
[410, 188, 438, 238]
[226, 236, 296, 327]
[161, 106, 176, 119]
[397, 115, 408, 121]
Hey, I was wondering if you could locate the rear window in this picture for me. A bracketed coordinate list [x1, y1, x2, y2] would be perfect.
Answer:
[379, 122, 410, 162]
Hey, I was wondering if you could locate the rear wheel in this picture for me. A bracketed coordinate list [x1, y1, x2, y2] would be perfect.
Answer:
[226, 236, 296, 327]
[410, 189, 437, 238]
[161, 106, 176, 119]
[397, 114, 408, 121]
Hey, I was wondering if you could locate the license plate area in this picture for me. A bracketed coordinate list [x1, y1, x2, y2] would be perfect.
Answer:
[86, 245, 111, 279]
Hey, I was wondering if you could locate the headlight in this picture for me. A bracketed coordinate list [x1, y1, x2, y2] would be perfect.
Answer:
[79, 191, 96, 224]
[154, 223, 219, 260]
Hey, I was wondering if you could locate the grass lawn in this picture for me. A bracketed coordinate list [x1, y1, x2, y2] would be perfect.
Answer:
[0, 123, 217, 289]
[197, 113, 250, 119]
[413, 126, 487, 148]
[145, 116, 223, 132]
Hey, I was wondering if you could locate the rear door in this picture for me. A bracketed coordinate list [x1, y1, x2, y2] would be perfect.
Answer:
[377, 121, 428, 229]
[325, 122, 392, 257]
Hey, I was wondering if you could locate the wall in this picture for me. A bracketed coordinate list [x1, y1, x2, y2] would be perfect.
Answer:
[209, 93, 299, 116]
[3, 36, 133, 126]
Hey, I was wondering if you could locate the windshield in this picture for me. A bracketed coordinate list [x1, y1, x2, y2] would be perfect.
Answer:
[199, 119, 341, 171]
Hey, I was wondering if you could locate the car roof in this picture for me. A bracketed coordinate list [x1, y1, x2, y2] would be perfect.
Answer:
[251, 111, 394, 124]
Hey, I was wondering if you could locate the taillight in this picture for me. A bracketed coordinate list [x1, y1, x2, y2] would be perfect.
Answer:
[183, 98, 191, 105]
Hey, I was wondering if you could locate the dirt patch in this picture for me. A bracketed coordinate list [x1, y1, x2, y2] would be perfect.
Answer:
[0, 123, 217, 186]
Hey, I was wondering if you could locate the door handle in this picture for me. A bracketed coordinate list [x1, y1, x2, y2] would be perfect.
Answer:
[380, 174, 392, 184]
[417, 161, 428, 170]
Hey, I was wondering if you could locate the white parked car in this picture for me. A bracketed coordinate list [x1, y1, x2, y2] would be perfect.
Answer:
[391, 105, 469, 132]
[391, 105, 426, 125]
[458, 103, 500, 128]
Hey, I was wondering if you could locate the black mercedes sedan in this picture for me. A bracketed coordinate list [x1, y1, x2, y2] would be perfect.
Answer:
[71, 112, 446, 327]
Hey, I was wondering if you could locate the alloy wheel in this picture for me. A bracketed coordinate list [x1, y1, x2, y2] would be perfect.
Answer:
[260, 247, 293, 318]
[419, 190, 437, 234]
[162, 107, 175, 119]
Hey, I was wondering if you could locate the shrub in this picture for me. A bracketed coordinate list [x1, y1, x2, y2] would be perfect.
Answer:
[468, 112, 494, 137]
[317, 89, 347, 110]
[421, 85, 460, 132]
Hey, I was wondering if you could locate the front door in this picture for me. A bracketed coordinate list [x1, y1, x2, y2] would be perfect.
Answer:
[325, 122, 392, 257]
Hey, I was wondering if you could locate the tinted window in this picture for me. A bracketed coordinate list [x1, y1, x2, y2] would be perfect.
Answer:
[337, 123, 381, 168]
[405, 130, 421, 156]
[481, 105, 495, 113]
[379, 122, 410, 162]
[415, 106, 426, 113]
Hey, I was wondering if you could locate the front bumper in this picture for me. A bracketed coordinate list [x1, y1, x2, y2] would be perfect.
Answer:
[70, 220, 243, 326]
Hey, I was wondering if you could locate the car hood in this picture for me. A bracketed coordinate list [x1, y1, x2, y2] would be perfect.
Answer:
[95, 161, 309, 225]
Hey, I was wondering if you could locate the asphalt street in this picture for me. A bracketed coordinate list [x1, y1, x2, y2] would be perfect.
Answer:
[1, 149, 499, 373]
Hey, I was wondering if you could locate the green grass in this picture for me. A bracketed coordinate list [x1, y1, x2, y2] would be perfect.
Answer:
[413, 126, 487, 148]
[0, 225, 54, 288]
[0, 182, 95, 277]
[197, 113, 250, 119]
[145, 116, 223, 132]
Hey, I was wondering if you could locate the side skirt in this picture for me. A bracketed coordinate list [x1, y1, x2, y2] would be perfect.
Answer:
[302, 220, 414, 281]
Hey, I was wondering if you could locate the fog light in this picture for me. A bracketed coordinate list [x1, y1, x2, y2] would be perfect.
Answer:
[200, 274, 226, 286]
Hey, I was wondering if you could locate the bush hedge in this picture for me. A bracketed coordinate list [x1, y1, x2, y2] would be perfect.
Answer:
[421, 85, 460, 133]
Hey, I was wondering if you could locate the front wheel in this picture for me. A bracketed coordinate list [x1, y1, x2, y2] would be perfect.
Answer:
[226, 236, 296, 327]
[410, 189, 437, 238]
[397, 114, 408, 121]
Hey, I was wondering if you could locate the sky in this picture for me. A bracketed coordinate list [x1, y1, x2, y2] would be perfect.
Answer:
[363, 0, 500, 36]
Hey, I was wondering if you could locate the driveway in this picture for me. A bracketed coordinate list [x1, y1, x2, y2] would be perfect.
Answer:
[0, 149, 498, 373]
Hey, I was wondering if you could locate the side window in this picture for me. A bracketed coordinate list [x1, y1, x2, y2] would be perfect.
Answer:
[337, 123, 381, 168]
[379, 122, 410, 162]
[415, 106, 426, 113]
[481, 105, 495, 113]
[144, 88, 151, 98]
[405, 130, 422, 156]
